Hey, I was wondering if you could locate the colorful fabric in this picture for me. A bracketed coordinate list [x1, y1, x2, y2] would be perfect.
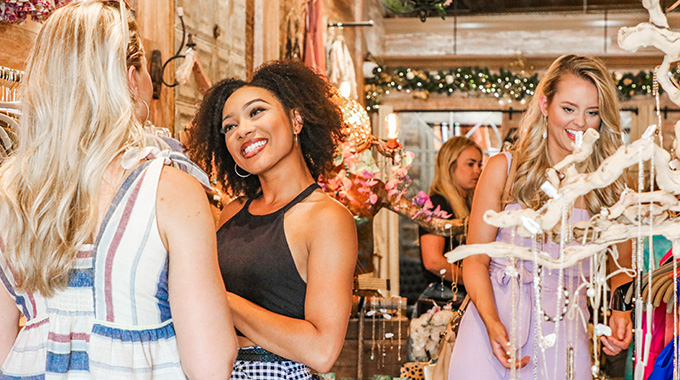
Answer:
[624, 237, 674, 380]
[0, 153, 203, 379]
[304, 0, 326, 74]
[648, 337, 677, 380]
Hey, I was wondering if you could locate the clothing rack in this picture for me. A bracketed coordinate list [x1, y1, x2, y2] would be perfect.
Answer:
[327, 20, 374, 28]
[657, 106, 680, 119]
[0, 66, 24, 87]
[0, 66, 22, 158]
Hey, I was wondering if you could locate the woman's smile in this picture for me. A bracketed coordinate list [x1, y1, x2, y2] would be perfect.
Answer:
[241, 138, 268, 158]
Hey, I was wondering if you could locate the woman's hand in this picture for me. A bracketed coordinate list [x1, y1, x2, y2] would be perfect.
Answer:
[486, 319, 530, 369]
[603, 241, 633, 356]
[601, 310, 633, 355]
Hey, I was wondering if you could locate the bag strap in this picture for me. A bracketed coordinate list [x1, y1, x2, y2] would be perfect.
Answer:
[457, 294, 470, 312]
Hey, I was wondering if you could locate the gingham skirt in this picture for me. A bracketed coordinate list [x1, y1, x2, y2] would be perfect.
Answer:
[231, 347, 312, 380]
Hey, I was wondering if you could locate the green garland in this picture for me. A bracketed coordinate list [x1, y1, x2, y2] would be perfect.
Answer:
[364, 65, 678, 111]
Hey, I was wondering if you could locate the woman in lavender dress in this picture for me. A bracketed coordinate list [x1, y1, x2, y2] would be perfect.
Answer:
[449, 55, 633, 380]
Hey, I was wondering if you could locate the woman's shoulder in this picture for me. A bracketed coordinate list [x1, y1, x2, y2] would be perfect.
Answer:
[304, 189, 354, 220]
[484, 152, 511, 176]
[286, 189, 356, 237]
[475, 153, 512, 199]
[295, 189, 357, 259]
[156, 166, 212, 218]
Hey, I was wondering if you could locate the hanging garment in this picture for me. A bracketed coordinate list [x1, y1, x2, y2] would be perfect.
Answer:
[648, 336, 677, 380]
[327, 34, 358, 99]
[284, 10, 303, 60]
[304, 0, 326, 74]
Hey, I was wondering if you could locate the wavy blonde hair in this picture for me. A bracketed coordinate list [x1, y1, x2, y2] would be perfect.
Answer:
[0, 1, 146, 296]
[429, 136, 482, 219]
[510, 54, 627, 215]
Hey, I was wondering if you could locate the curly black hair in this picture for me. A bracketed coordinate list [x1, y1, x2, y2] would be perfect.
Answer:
[187, 60, 345, 199]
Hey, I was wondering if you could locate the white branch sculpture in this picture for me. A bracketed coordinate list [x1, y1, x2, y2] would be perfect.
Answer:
[445, 123, 680, 270]
[443, 3, 680, 378]
[619, 0, 680, 106]
[643, 0, 670, 28]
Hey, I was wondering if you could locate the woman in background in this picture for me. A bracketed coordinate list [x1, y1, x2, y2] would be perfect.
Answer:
[0, 2, 237, 378]
[189, 60, 357, 379]
[419, 136, 482, 287]
[449, 55, 632, 379]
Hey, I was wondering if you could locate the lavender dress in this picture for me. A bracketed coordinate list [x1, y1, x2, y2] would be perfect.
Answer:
[448, 152, 592, 380]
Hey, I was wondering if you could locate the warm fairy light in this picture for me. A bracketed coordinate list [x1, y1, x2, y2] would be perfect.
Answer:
[339, 81, 351, 98]
[387, 113, 399, 140]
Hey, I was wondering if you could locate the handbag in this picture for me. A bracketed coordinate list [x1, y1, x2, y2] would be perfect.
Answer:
[424, 295, 470, 380]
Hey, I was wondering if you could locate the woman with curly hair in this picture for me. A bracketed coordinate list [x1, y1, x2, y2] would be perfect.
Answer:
[188, 60, 357, 379]
[448, 55, 633, 379]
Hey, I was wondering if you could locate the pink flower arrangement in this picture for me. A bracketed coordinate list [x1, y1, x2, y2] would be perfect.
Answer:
[320, 142, 451, 221]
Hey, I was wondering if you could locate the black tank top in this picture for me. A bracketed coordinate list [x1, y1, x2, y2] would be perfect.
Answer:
[216, 184, 319, 333]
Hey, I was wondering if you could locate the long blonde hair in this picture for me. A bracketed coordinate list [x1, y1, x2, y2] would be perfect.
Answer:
[0, 1, 146, 296]
[511, 54, 627, 215]
[429, 136, 482, 218]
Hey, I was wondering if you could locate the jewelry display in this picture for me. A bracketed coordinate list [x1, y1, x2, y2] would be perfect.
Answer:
[380, 301, 387, 368]
[397, 297, 403, 362]
[369, 297, 377, 361]
[508, 227, 518, 380]
[566, 346, 574, 380]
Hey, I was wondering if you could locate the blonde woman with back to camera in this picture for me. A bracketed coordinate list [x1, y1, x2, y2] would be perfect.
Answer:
[0, 1, 237, 378]
[448, 55, 633, 379]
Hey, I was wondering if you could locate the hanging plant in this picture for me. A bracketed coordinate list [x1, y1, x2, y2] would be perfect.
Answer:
[382, 0, 453, 22]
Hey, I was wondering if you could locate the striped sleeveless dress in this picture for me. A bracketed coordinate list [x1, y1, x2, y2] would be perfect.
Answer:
[0, 150, 210, 379]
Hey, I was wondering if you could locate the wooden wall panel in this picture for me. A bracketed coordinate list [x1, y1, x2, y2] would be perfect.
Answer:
[136, 0, 175, 132]
[173, 0, 247, 136]
[0, 22, 41, 72]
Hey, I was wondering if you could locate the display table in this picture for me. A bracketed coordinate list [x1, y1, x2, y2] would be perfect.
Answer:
[330, 317, 408, 380]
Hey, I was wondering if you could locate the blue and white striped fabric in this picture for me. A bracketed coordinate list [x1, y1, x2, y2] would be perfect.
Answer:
[0, 153, 202, 379]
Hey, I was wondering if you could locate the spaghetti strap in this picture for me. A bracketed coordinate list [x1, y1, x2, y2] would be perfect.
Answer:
[281, 183, 320, 213]
[501, 151, 513, 176]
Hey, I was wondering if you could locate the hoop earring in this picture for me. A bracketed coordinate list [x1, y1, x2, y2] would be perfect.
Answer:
[234, 164, 251, 178]
[139, 98, 150, 124]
